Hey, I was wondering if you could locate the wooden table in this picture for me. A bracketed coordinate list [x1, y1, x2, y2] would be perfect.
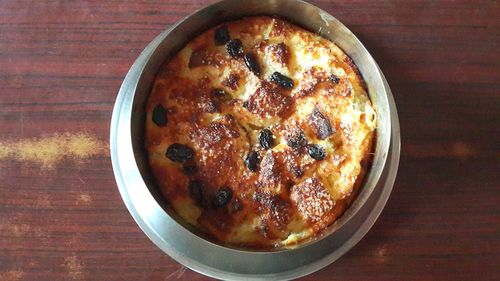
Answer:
[1, 1, 499, 280]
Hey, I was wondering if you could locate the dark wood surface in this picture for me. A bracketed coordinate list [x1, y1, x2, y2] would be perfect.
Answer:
[1, 1, 499, 280]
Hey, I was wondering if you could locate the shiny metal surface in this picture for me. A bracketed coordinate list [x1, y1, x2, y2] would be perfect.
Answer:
[110, 0, 400, 279]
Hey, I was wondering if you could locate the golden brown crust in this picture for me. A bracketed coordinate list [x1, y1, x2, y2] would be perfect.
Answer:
[243, 80, 292, 119]
[145, 16, 376, 248]
[290, 178, 334, 222]
[308, 106, 335, 140]
[267, 42, 290, 66]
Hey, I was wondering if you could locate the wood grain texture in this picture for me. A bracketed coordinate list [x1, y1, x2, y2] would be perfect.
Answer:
[0, 0, 499, 280]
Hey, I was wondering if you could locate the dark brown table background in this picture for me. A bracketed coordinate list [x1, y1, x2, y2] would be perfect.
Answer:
[1, 1, 499, 280]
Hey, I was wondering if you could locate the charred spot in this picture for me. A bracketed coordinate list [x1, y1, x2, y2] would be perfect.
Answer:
[243, 81, 292, 118]
[268, 42, 290, 65]
[309, 106, 335, 140]
[285, 127, 307, 149]
[222, 73, 240, 90]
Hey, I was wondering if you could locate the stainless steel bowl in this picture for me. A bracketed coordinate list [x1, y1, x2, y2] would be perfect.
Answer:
[110, 0, 400, 279]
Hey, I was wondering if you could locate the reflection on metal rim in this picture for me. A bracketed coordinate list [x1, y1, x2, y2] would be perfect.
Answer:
[110, 0, 400, 280]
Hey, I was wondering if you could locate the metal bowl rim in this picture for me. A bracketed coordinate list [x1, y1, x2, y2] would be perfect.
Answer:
[110, 0, 400, 279]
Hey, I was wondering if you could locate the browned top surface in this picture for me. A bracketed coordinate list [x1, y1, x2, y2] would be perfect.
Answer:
[0, 0, 499, 280]
[145, 16, 374, 247]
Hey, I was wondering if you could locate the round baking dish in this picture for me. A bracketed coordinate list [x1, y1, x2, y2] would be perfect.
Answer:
[110, 0, 400, 280]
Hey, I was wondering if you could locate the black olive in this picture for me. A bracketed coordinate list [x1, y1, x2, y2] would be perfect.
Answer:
[188, 180, 203, 205]
[166, 143, 194, 163]
[226, 39, 243, 58]
[270, 71, 294, 89]
[245, 151, 260, 172]
[307, 144, 326, 160]
[259, 129, 274, 150]
[243, 53, 260, 76]
[329, 74, 340, 84]
[152, 104, 168, 127]
[214, 25, 230, 45]
[182, 164, 197, 175]
[214, 187, 233, 208]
